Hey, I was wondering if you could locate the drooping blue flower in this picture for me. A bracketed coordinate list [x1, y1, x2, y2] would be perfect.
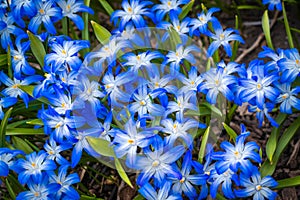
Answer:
[212, 124, 261, 176]
[28, 0, 62, 34]
[0, 96, 18, 119]
[189, 7, 220, 36]
[274, 82, 300, 114]
[0, 12, 24, 50]
[16, 175, 60, 200]
[258, 46, 285, 72]
[45, 40, 89, 72]
[11, 0, 37, 27]
[0, 148, 23, 177]
[135, 141, 185, 185]
[14, 150, 57, 184]
[235, 166, 278, 200]
[111, 0, 153, 31]
[278, 48, 300, 83]
[206, 21, 244, 57]
[139, 181, 182, 200]
[113, 118, 155, 167]
[11, 35, 36, 79]
[44, 136, 72, 165]
[168, 151, 208, 199]
[198, 67, 236, 104]
[262, 0, 282, 11]
[0, 71, 43, 108]
[239, 60, 279, 110]
[57, 0, 94, 30]
[248, 103, 279, 127]
[48, 165, 80, 199]
[152, 0, 189, 21]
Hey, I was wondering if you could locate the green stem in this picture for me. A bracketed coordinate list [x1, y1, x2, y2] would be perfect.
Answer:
[82, 0, 91, 55]
[62, 17, 68, 36]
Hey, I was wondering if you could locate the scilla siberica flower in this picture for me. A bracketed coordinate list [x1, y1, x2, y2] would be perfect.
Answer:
[206, 21, 244, 57]
[57, 0, 94, 30]
[0, 96, 18, 119]
[212, 124, 261, 176]
[235, 166, 278, 200]
[248, 103, 279, 127]
[278, 48, 300, 83]
[177, 66, 203, 95]
[0, 148, 23, 177]
[262, 0, 282, 11]
[152, 0, 189, 21]
[13, 150, 57, 184]
[11, 0, 36, 27]
[43, 136, 71, 165]
[111, 0, 153, 31]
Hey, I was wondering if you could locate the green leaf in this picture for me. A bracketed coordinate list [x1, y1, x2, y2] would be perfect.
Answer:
[6, 128, 44, 136]
[282, 2, 294, 48]
[168, 27, 182, 50]
[133, 195, 145, 200]
[19, 85, 49, 104]
[200, 102, 223, 118]
[262, 10, 274, 49]
[0, 54, 7, 66]
[0, 107, 13, 148]
[86, 136, 115, 157]
[26, 119, 44, 126]
[198, 126, 210, 163]
[266, 113, 287, 162]
[80, 195, 104, 200]
[12, 136, 34, 154]
[5, 178, 16, 199]
[237, 5, 262, 9]
[114, 157, 133, 188]
[185, 108, 211, 117]
[179, 0, 194, 20]
[275, 176, 300, 189]
[91, 21, 112, 45]
[222, 123, 237, 140]
[260, 116, 300, 176]
[27, 31, 46, 67]
[98, 0, 114, 15]
[7, 45, 12, 78]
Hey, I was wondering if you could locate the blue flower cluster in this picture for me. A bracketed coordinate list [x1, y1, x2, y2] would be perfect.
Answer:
[0, 0, 295, 199]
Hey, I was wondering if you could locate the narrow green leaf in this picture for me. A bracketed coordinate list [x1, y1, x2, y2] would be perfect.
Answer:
[5, 179, 16, 199]
[7, 45, 12, 78]
[282, 2, 294, 48]
[6, 128, 44, 136]
[82, 0, 91, 56]
[222, 123, 237, 140]
[198, 126, 210, 163]
[133, 194, 145, 200]
[114, 157, 133, 188]
[19, 85, 49, 104]
[169, 27, 182, 50]
[266, 113, 287, 162]
[8, 174, 26, 192]
[27, 31, 46, 67]
[262, 10, 274, 49]
[0, 54, 7, 66]
[185, 108, 211, 117]
[12, 136, 34, 154]
[179, 0, 194, 20]
[261, 116, 300, 176]
[200, 102, 223, 118]
[0, 107, 13, 148]
[98, 0, 114, 15]
[275, 176, 300, 189]
[26, 119, 44, 126]
[216, 193, 227, 200]
[237, 5, 262, 10]
[7, 120, 31, 128]
[231, 15, 240, 61]
[91, 21, 112, 45]
[81, 195, 104, 200]
[86, 136, 115, 157]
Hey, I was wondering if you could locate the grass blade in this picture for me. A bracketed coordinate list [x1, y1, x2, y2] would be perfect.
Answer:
[0, 107, 13, 148]
[262, 10, 274, 49]
[198, 126, 210, 163]
[98, 0, 114, 15]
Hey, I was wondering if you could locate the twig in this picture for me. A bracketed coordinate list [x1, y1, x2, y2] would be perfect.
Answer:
[236, 10, 280, 63]
[287, 139, 300, 165]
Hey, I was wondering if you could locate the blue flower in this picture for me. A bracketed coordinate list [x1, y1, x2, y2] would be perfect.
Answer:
[111, 0, 153, 31]
[45, 40, 89, 72]
[235, 166, 278, 200]
[0, 71, 43, 108]
[239, 60, 279, 110]
[113, 118, 155, 167]
[198, 67, 236, 104]
[206, 21, 244, 57]
[258, 46, 285, 71]
[14, 150, 57, 184]
[44, 87, 73, 115]
[11, 35, 36, 79]
[11, 0, 37, 27]
[152, 0, 189, 21]
[212, 124, 261, 176]
[16, 175, 60, 200]
[189, 7, 220, 35]
[57, 0, 94, 30]
[0, 12, 24, 50]
[262, 0, 282, 11]
[28, 0, 62, 34]
[139, 181, 182, 200]
[0, 148, 23, 176]
[178, 66, 203, 95]
[44, 136, 72, 165]
[0, 97, 18, 119]
[275, 82, 300, 114]
[135, 142, 185, 185]
[278, 48, 300, 83]
[248, 103, 279, 127]
[168, 151, 208, 199]
[48, 165, 80, 199]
